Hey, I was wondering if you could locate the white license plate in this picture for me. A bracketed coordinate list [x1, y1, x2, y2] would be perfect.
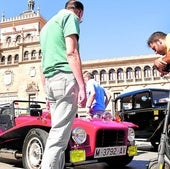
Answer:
[94, 146, 127, 158]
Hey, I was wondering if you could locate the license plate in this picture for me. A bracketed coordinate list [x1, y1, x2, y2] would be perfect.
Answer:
[127, 146, 137, 156]
[94, 146, 127, 158]
[70, 149, 86, 163]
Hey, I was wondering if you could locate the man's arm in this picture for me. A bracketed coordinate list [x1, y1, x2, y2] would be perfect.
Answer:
[86, 92, 95, 114]
[86, 92, 95, 108]
[154, 57, 168, 75]
[85, 81, 96, 114]
[104, 89, 111, 108]
[65, 34, 86, 107]
[162, 50, 170, 64]
[163, 34, 170, 64]
[154, 51, 170, 76]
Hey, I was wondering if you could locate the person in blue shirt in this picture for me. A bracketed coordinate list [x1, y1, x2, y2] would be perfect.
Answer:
[83, 71, 111, 117]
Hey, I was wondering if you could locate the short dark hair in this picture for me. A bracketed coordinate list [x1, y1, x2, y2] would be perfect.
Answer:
[147, 31, 167, 46]
[83, 71, 94, 79]
[65, 0, 84, 11]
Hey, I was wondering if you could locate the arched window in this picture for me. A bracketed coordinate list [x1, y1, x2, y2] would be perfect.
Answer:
[6, 36, 11, 43]
[117, 68, 124, 80]
[135, 67, 142, 79]
[92, 70, 98, 81]
[126, 67, 133, 79]
[25, 33, 31, 41]
[7, 55, 12, 64]
[109, 68, 116, 81]
[16, 35, 21, 43]
[153, 66, 159, 77]
[14, 54, 19, 63]
[100, 69, 107, 82]
[31, 50, 36, 59]
[144, 66, 151, 78]
[24, 51, 29, 60]
[1, 56, 5, 65]
[38, 50, 42, 59]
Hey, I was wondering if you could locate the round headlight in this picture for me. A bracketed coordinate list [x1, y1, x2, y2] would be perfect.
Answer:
[128, 128, 135, 142]
[72, 127, 87, 145]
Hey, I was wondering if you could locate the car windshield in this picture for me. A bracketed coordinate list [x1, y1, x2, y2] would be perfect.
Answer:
[122, 96, 132, 110]
[13, 100, 46, 116]
[115, 96, 133, 112]
[152, 90, 170, 104]
[115, 89, 170, 112]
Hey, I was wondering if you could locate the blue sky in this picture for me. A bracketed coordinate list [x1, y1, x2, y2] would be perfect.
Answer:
[1, 0, 170, 61]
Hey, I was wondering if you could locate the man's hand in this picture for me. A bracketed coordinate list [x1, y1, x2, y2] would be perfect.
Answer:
[154, 57, 167, 70]
[78, 88, 87, 108]
[154, 57, 169, 76]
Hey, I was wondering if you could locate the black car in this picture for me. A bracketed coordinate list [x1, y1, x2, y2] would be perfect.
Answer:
[114, 88, 170, 149]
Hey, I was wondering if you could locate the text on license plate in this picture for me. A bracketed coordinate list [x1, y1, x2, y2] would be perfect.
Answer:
[94, 146, 127, 158]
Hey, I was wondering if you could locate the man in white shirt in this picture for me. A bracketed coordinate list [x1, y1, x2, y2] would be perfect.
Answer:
[83, 71, 111, 117]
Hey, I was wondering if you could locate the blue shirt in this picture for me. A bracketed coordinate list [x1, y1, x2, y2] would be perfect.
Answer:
[86, 79, 106, 111]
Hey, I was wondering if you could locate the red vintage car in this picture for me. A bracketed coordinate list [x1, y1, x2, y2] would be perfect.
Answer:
[0, 100, 137, 169]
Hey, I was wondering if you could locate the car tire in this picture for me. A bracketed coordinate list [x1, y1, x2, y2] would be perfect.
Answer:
[99, 154, 134, 167]
[22, 128, 48, 169]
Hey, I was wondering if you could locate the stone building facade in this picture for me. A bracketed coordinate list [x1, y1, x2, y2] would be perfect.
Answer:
[0, 0, 170, 109]
[82, 55, 170, 98]
[0, 0, 46, 103]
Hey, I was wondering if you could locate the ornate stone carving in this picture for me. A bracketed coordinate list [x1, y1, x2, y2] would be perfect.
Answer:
[26, 81, 39, 92]
[4, 70, 13, 86]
